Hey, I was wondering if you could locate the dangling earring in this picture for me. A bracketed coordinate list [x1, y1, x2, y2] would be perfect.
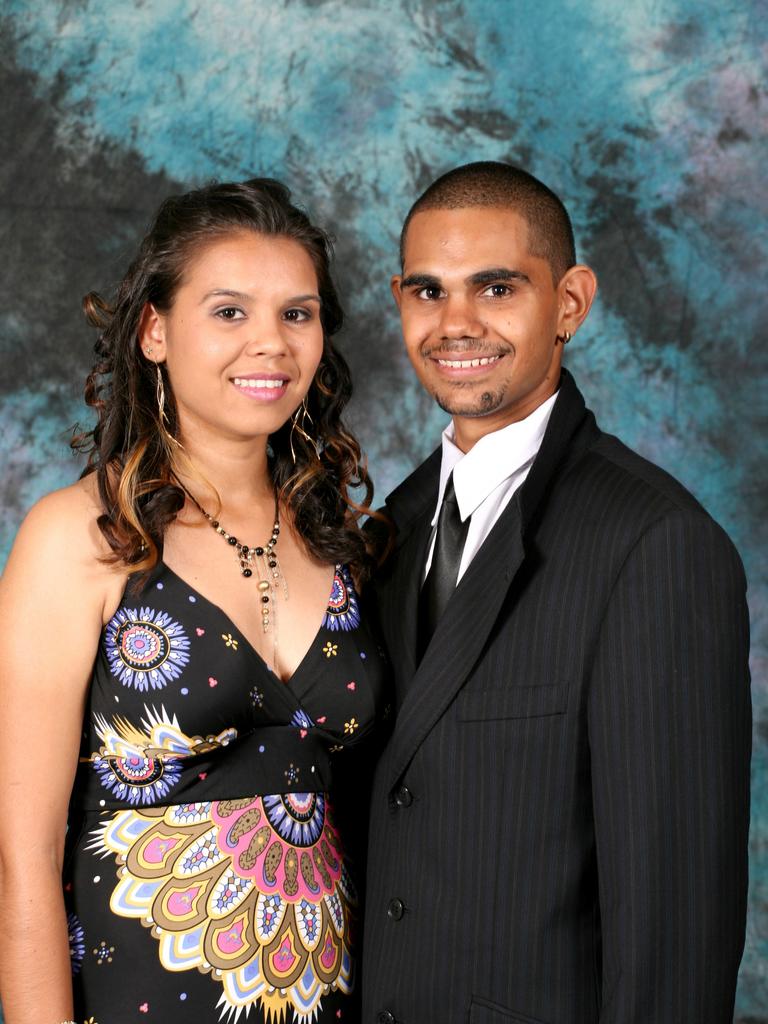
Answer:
[155, 362, 183, 449]
[289, 396, 318, 464]
[557, 330, 572, 345]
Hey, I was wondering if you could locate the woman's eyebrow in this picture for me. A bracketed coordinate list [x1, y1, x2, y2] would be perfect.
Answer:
[201, 288, 253, 303]
[200, 289, 321, 303]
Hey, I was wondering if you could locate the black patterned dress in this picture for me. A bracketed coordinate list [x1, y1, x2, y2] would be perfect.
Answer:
[64, 562, 386, 1023]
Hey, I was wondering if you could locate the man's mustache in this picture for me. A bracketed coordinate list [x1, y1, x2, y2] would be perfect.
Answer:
[422, 338, 511, 359]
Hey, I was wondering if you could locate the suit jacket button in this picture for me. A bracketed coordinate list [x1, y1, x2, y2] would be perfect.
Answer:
[395, 785, 413, 807]
[377, 1012, 396, 1024]
[387, 898, 405, 920]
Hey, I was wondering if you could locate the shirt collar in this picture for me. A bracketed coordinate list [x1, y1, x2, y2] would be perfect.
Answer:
[433, 391, 559, 525]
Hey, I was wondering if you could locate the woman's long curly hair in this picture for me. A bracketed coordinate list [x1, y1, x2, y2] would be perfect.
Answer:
[73, 177, 378, 581]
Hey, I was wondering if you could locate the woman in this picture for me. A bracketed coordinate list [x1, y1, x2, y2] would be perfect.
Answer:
[0, 179, 386, 1023]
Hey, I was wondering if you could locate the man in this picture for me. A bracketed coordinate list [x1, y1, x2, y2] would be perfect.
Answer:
[362, 162, 751, 1024]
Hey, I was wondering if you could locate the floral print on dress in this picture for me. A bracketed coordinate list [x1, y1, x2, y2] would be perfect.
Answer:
[68, 561, 385, 1022]
[68, 912, 86, 974]
[105, 607, 190, 690]
[89, 796, 355, 1022]
[322, 565, 361, 632]
[89, 705, 236, 806]
[291, 708, 314, 730]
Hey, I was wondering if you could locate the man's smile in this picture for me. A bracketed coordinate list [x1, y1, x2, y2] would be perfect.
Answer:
[434, 355, 502, 368]
[426, 350, 507, 380]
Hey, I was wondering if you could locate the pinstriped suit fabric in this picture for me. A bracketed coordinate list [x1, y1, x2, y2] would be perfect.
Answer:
[361, 372, 751, 1024]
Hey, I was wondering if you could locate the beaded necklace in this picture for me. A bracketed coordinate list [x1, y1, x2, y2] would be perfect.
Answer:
[183, 488, 288, 636]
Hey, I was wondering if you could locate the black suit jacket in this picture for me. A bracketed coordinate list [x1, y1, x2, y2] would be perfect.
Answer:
[362, 371, 751, 1024]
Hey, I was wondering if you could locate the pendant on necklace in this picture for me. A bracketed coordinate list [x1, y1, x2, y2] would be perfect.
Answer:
[182, 485, 288, 635]
[232, 519, 282, 631]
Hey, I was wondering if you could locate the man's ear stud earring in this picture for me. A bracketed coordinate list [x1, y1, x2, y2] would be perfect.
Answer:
[557, 331, 572, 344]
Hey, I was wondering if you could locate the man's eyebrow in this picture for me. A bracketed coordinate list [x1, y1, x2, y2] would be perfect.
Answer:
[467, 268, 531, 286]
[400, 273, 441, 289]
[399, 269, 532, 290]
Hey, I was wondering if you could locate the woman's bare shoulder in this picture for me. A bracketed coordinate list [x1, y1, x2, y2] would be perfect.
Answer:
[4, 474, 128, 617]
[18, 474, 108, 556]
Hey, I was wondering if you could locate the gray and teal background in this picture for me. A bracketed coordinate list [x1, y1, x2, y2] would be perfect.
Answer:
[0, 0, 765, 1018]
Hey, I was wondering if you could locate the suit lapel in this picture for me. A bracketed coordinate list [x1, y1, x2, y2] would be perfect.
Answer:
[379, 370, 599, 791]
[376, 448, 441, 700]
[379, 514, 432, 702]
[387, 495, 524, 789]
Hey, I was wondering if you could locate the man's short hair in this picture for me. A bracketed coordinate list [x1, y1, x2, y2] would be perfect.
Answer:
[400, 161, 576, 283]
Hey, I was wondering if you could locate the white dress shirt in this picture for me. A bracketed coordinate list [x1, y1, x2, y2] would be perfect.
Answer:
[424, 391, 558, 583]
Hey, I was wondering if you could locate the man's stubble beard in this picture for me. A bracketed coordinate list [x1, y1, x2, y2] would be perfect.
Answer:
[432, 382, 508, 418]
[419, 339, 512, 419]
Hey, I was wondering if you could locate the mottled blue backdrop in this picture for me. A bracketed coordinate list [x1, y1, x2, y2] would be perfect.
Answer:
[1, 1, 765, 1018]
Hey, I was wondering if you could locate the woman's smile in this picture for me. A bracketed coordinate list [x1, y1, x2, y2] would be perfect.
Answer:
[230, 372, 291, 401]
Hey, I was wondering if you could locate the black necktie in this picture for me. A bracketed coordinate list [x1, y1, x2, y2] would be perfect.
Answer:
[419, 472, 469, 653]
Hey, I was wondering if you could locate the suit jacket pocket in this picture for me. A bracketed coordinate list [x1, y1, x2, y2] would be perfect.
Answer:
[458, 684, 566, 722]
[469, 995, 548, 1024]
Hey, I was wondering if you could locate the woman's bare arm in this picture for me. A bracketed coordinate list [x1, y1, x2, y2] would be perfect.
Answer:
[0, 481, 125, 1024]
